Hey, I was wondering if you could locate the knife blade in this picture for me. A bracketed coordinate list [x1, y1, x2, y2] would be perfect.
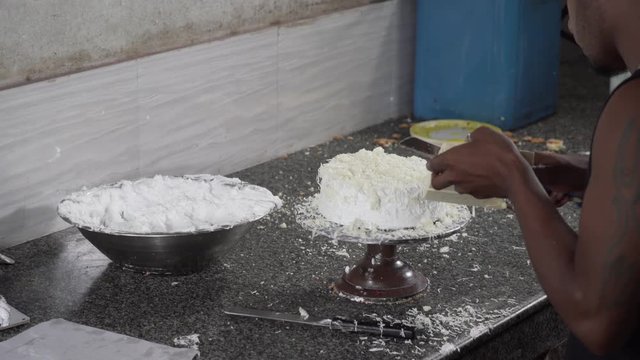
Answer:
[224, 307, 415, 339]
[398, 136, 442, 161]
[399, 136, 536, 166]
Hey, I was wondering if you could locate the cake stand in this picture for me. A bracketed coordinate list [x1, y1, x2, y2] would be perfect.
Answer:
[296, 197, 471, 302]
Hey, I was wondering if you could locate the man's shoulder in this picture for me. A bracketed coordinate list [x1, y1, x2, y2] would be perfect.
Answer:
[605, 75, 640, 114]
[599, 76, 640, 130]
[591, 75, 640, 162]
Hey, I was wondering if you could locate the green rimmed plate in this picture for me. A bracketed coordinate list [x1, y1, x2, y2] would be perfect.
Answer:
[410, 119, 502, 146]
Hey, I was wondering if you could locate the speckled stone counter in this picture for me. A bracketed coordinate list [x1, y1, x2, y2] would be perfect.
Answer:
[0, 44, 608, 359]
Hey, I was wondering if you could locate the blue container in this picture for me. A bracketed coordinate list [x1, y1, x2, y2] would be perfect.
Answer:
[414, 0, 563, 130]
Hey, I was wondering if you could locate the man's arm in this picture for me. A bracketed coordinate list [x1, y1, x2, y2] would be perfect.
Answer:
[533, 152, 590, 197]
[427, 81, 640, 355]
[508, 82, 640, 355]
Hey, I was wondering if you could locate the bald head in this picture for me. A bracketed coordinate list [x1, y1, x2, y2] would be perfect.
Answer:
[566, 0, 634, 75]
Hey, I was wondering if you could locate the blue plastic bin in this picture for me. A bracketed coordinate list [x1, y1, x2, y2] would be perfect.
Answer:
[414, 0, 563, 130]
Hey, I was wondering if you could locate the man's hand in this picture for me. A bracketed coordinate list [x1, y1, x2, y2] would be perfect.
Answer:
[427, 127, 532, 199]
[533, 152, 590, 207]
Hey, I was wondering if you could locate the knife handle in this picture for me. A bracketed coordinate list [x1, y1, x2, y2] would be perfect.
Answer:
[330, 318, 415, 339]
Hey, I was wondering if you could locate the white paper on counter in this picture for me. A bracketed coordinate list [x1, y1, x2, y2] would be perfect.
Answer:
[0, 303, 30, 331]
[0, 318, 198, 360]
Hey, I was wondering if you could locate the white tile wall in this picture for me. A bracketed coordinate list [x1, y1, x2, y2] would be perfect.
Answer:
[135, 28, 279, 177]
[0, 0, 415, 248]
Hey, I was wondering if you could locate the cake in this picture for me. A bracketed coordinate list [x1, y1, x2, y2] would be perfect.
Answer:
[315, 147, 444, 230]
[58, 175, 282, 234]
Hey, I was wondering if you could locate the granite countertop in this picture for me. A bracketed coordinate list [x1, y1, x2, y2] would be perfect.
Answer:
[0, 45, 608, 359]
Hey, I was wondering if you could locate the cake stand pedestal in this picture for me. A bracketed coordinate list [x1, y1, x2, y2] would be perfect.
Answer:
[336, 244, 428, 300]
[296, 198, 470, 302]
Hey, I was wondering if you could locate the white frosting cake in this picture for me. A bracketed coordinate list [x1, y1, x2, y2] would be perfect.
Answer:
[58, 175, 282, 234]
[316, 147, 444, 230]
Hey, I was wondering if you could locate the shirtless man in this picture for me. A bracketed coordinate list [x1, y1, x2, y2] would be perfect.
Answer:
[428, 1, 640, 358]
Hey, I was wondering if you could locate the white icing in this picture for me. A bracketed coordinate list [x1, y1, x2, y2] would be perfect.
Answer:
[173, 334, 200, 351]
[469, 324, 488, 338]
[58, 175, 282, 234]
[298, 307, 310, 320]
[296, 195, 469, 244]
[0, 295, 10, 327]
[439, 342, 457, 355]
[315, 147, 445, 230]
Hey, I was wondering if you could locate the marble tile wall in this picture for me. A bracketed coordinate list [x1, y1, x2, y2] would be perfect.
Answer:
[0, 0, 415, 248]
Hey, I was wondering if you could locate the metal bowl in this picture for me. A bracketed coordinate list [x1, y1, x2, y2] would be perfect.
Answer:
[56, 175, 281, 275]
[70, 224, 251, 275]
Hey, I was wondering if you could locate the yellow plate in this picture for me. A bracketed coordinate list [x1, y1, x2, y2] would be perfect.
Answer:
[410, 119, 502, 146]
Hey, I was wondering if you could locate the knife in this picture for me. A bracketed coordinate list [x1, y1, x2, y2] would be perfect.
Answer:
[224, 307, 415, 339]
[399, 136, 535, 165]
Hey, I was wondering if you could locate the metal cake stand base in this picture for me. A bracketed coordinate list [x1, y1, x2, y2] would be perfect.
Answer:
[335, 244, 429, 301]
[297, 197, 470, 302]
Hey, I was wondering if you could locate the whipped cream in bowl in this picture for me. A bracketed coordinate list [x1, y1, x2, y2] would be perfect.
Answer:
[58, 175, 282, 274]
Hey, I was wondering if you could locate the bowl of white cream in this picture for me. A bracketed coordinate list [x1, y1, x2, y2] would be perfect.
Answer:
[58, 175, 282, 275]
